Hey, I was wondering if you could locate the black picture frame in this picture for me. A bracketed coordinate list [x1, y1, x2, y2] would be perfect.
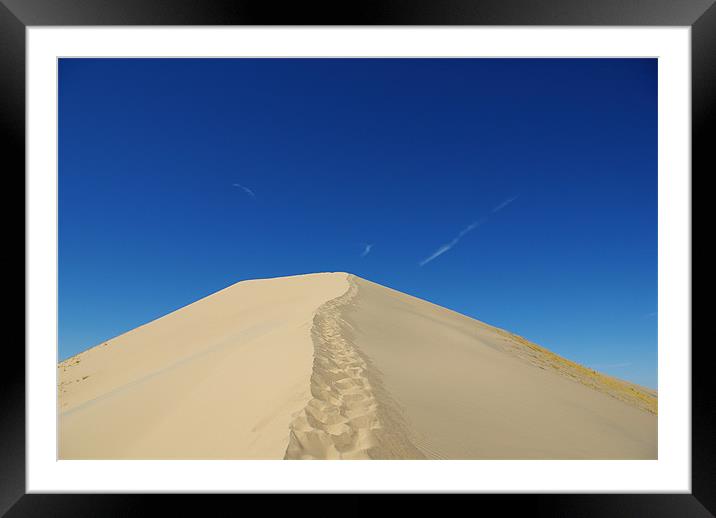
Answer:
[3, 0, 707, 513]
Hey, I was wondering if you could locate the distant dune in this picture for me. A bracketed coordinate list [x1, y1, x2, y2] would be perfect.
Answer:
[59, 272, 657, 459]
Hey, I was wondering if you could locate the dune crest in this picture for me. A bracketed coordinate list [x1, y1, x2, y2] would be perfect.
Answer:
[285, 276, 424, 459]
[59, 272, 656, 460]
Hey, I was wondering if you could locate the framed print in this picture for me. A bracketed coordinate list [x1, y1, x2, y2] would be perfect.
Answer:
[3, 0, 708, 513]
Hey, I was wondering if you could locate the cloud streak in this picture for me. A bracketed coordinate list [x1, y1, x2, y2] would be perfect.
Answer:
[419, 218, 486, 266]
[232, 183, 255, 198]
[361, 244, 374, 258]
[492, 195, 519, 213]
[419, 194, 519, 266]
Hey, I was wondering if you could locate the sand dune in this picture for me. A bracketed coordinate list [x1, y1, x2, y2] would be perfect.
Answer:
[59, 272, 657, 459]
[58, 273, 348, 459]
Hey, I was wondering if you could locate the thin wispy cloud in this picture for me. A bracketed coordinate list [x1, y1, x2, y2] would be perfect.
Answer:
[419, 194, 519, 267]
[232, 183, 256, 198]
[644, 311, 658, 319]
[419, 218, 487, 266]
[361, 244, 374, 258]
[492, 195, 519, 213]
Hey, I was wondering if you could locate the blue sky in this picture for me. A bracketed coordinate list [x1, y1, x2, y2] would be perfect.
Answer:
[59, 58, 657, 388]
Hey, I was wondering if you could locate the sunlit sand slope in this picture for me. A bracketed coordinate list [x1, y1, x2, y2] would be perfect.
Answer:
[59, 272, 349, 459]
[59, 272, 656, 460]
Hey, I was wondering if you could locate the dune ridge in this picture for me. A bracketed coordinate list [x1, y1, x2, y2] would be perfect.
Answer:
[285, 275, 424, 459]
[59, 272, 657, 460]
[492, 328, 657, 414]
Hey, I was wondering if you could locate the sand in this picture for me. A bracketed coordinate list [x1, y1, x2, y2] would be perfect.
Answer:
[340, 276, 657, 459]
[58, 273, 349, 459]
[59, 272, 657, 460]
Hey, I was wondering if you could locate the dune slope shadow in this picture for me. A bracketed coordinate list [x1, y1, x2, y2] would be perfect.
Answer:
[338, 275, 657, 460]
